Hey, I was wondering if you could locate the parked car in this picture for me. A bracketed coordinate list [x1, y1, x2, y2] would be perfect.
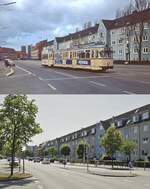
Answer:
[28, 157, 34, 161]
[34, 157, 41, 163]
[42, 158, 50, 164]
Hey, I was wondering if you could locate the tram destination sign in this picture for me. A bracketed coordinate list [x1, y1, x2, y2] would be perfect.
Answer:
[77, 60, 91, 65]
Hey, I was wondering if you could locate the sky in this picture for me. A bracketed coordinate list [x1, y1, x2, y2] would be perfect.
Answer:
[0, 95, 149, 145]
[0, 0, 130, 50]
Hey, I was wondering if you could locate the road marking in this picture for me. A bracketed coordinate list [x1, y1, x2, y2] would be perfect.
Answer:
[123, 90, 136, 95]
[48, 83, 57, 90]
[89, 81, 107, 87]
[138, 81, 150, 85]
[53, 71, 79, 79]
[42, 75, 110, 81]
[16, 65, 32, 75]
[123, 179, 134, 183]
[38, 77, 44, 81]
[37, 185, 44, 189]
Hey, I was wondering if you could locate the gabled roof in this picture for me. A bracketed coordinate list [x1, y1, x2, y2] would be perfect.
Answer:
[56, 24, 99, 43]
[103, 8, 150, 30]
[102, 104, 150, 129]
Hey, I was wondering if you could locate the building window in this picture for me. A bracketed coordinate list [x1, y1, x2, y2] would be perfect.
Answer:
[100, 32, 103, 38]
[143, 138, 149, 144]
[112, 41, 116, 45]
[142, 112, 149, 120]
[133, 48, 138, 54]
[144, 23, 148, 30]
[133, 115, 140, 123]
[134, 127, 138, 134]
[143, 35, 148, 41]
[118, 39, 123, 44]
[143, 47, 148, 54]
[143, 125, 149, 132]
[91, 128, 96, 134]
[117, 120, 123, 127]
[118, 50, 123, 55]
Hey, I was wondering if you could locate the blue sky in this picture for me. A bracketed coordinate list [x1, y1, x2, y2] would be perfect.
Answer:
[0, 0, 130, 50]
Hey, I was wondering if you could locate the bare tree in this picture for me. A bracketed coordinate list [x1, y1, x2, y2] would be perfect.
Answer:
[116, 0, 150, 62]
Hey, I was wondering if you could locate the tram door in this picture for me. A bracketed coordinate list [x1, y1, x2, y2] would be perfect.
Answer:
[55, 52, 63, 65]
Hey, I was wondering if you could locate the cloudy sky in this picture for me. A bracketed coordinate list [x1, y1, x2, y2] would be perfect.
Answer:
[1, 95, 149, 145]
[0, 0, 130, 50]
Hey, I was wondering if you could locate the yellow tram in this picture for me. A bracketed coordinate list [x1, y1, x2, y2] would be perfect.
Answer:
[45, 47, 113, 71]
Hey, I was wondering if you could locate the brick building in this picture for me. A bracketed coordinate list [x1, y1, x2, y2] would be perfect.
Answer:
[0, 47, 17, 60]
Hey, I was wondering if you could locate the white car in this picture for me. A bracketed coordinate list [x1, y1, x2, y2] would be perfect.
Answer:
[42, 158, 50, 164]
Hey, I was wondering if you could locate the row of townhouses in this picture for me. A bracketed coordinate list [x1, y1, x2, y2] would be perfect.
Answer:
[37, 8, 150, 62]
[41, 104, 150, 161]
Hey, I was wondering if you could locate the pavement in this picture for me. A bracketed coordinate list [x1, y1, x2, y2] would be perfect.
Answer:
[1, 160, 150, 189]
[0, 60, 150, 94]
[0, 61, 11, 78]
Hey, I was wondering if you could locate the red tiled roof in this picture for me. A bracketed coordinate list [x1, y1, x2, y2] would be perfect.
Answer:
[0, 47, 16, 53]
[103, 8, 150, 30]
[56, 24, 99, 43]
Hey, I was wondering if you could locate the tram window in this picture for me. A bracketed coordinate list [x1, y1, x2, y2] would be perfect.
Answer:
[86, 50, 90, 59]
[70, 52, 73, 59]
[91, 51, 95, 58]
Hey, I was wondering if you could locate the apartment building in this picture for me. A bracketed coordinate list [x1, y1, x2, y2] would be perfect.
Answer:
[52, 8, 150, 62]
[42, 104, 150, 161]
[102, 104, 150, 160]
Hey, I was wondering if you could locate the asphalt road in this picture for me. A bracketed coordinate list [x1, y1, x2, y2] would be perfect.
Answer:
[0, 60, 150, 94]
[1, 161, 150, 189]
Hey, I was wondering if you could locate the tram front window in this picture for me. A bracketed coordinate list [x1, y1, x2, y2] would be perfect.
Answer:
[42, 54, 48, 59]
[96, 50, 112, 58]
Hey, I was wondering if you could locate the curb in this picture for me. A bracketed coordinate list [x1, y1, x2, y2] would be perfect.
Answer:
[6, 68, 15, 77]
[88, 171, 138, 177]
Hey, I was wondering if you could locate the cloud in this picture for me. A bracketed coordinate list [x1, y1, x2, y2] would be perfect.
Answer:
[0, 0, 130, 49]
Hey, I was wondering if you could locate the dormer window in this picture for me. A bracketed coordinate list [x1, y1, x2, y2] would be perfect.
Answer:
[142, 111, 149, 120]
[133, 115, 140, 123]
[117, 120, 123, 127]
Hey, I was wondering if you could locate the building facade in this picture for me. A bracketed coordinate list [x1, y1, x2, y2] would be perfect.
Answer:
[31, 40, 48, 60]
[52, 8, 150, 62]
[0, 47, 17, 60]
[41, 104, 150, 161]
[21, 46, 26, 53]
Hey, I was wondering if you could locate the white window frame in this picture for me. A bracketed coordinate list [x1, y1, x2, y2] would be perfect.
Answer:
[143, 47, 149, 54]
[143, 35, 148, 41]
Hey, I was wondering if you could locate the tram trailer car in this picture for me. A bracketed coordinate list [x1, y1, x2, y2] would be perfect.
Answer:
[43, 47, 113, 72]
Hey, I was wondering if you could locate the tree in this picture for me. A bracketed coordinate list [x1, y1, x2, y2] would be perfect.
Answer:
[48, 147, 57, 159]
[121, 140, 137, 161]
[100, 126, 123, 169]
[0, 95, 43, 176]
[77, 140, 89, 163]
[60, 144, 70, 158]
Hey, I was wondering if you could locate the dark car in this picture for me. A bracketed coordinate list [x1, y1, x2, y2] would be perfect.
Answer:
[34, 157, 41, 163]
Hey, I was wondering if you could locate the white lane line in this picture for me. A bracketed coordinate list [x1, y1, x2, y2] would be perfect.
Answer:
[48, 83, 57, 90]
[38, 77, 44, 81]
[138, 81, 150, 85]
[16, 65, 32, 75]
[123, 90, 136, 95]
[37, 185, 44, 189]
[54, 70, 78, 79]
[42, 75, 110, 81]
[89, 81, 107, 87]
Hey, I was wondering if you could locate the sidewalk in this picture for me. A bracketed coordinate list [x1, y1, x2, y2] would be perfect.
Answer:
[0, 61, 14, 78]
[52, 162, 150, 177]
